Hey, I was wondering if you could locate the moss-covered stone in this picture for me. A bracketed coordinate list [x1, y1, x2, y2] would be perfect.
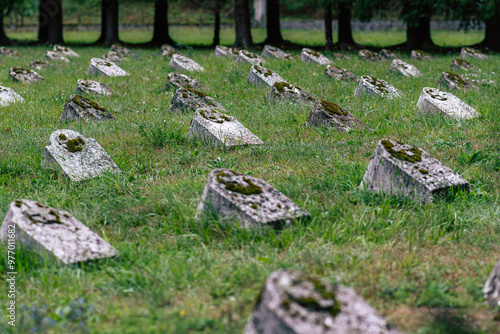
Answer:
[273, 81, 293, 93]
[66, 138, 85, 153]
[382, 139, 422, 163]
[305, 49, 320, 57]
[216, 170, 263, 195]
[71, 94, 108, 112]
[320, 100, 348, 116]
[365, 76, 389, 93]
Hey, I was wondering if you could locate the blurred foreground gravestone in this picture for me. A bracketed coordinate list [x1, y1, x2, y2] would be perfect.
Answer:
[460, 47, 488, 60]
[484, 259, 500, 307]
[416, 87, 479, 121]
[354, 76, 402, 99]
[305, 100, 369, 133]
[61, 94, 114, 122]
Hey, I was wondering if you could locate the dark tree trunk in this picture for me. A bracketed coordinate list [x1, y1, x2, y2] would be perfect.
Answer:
[483, 4, 500, 51]
[38, 0, 49, 43]
[97, 0, 119, 45]
[264, 0, 284, 45]
[0, 11, 10, 45]
[47, 0, 63, 44]
[233, 0, 253, 48]
[404, 3, 434, 50]
[212, 0, 221, 46]
[324, 3, 334, 50]
[151, 0, 175, 45]
[338, 3, 355, 45]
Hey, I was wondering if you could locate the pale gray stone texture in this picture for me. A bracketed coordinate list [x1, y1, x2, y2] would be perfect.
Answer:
[161, 44, 178, 57]
[358, 49, 385, 62]
[450, 58, 477, 71]
[110, 44, 133, 58]
[87, 58, 129, 77]
[29, 60, 51, 70]
[437, 71, 474, 90]
[236, 50, 266, 66]
[76, 79, 116, 97]
[247, 65, 285, 87]
[411, 50, 434, 60]
[9, 67, 45, 83]
[45, 51, 70, 63]
[169, 87, 224, 113]
[261, 45, 295, 60]
[380, 49, 398, 59]
[168, 54, 205, 72]
[0, 85, 24, 107]
[61, 94, 114, 122]
[354, 76, 402, 99]
[0, 47, 18, 57]
[300, 48, 331, 65]
[416, 87, 479, 121]
[325, 64, 357, 82]
[53, 45, 79, 57]
[460, 47, 488, 60]
[389, 59, 422, 77]
[484, 259, 500, 307]
[165, 72, 204, 90]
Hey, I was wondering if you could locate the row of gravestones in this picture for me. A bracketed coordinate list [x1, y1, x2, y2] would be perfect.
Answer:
[1, 43, 499, 333]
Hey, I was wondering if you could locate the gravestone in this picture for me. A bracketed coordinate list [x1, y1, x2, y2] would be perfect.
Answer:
[29, 60, 51, 70]
[460, 47, 488, 60]
[389, 59, 422, 77]
[380, 49, 398, 59]
[87, 58, 129, 77]
[76, 79, 116, 97]
[0, 47, 18, 57]
[53, 45, 79, 57]
[450, 58, 477, 71]
[305, 100, 369, 133]
[0, 199, 119, 264]
[269, 82, 316, 104]
[9, 67, 45, 83]
[416, 87, 479, 121]
[437, 71, 474, 90]
[236, 50, 266, 66]
[169, 87, 224, 113]
[358, 49, 385, 63]
[411, 50, 434, 60]
[244, 270, 402, 334]
[0, 86, 24, 107]
[45, 51, 70, 63]
[103, 51, 122, 63]
[484, 259, 500, 307]
[61, 94, 115, 122]
[300, 48, 331, 65]
[41, 129, 120, 181]
[261, 45, 294, 60]
[325, 64, 358, 82]
[110, 44, 133, 58]
[161, 44, 178, 57]
[332, 53, 350, 60]
[360, 139, 469, 202]
[354, 76, 402, 99]
[165, 72, 204, 90]
[168, 54, 205, 72]
[188, 107, 264, 148]
[214, 45, 231, 57]
[247, 65, 285, 87]
[197, 169, 310, 229]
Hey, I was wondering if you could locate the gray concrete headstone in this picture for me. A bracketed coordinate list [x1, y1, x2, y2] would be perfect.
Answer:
[0, 86, 24, 107]
[76, 79, 116, 97]
[460, 47, 488, 60]
[9, 67, 45, 83]
[450, 58, 477, 71]
[29, 60, 51, 70]
[161, 44, 178, 57]
[247, 65, 285, 87]
[380, 49, 398, 59]
[0, 47, 18, 57]
[389, 59, 422, 77]
[45, 51, 70, 63]
[214, 45, 230, 57]
[416, 87, 479, 121]
[261, 45, 295, 60]
[110, 44, 133, 58]
[358, 49, 385, 63]
[484, 259, 500, 307]
[61, 94, 115, 122]
[53, 45, 79, 57]
[166, 72, 204, 90]
[305, 100, 369, 133]
[103, 51, 123, 63]
[437, 71, 474, 90]
[354, 76, 402, 99]
[236, 50, 266, 66]
[411, 50, 434, 60]
[325, 64, 357, 82]
[87, 58, 129, 77]
[168, 54, 205, 72]
[169, 87, 224, 113]
[300, 48, 331, 65]
[269, 82, 316, 104]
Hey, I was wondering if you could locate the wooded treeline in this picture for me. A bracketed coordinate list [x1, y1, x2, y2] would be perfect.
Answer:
[0, 0, 499, 51]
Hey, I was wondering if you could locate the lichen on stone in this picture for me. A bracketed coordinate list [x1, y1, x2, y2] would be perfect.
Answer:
[216, 170, 263, 195]
[71, 94, 108, 112]
[320, 100, 348, 116]
[66, 138, 85, 153]
[381, 139, 422, 163]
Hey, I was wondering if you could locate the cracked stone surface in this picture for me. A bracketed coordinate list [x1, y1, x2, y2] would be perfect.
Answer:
[76, 79, 116, 97]
[53, 45, 79, 57]
[261, 45, 295, 60]
[61, 94, 115, 122]
[460, 47, 488, 60]
[29, 60, 51, 70]
[45, 51, 70, 63]
[103, 51, 123, 63]
[380, 49, 398, 59]
[188, 107, 264, 148]
[269, 81, 316, 104]
[41, 129, 120, 181]
[0, 85, 24, 107]
[360, 139, 469, 202]
[358, 49, 385, 63]
[168, 54, 205, 72]
[236, 50, 266, 66]
[244, 270, 402, 334]
[161, 44, 178, 57]
[300, 48, 331, 65]
[389, 59, 422, 77]
[0, 199, 118, 264]
[169, 87, 224, 113]
[483, 259, 500, 307]
[354, 76, 402, 99]
[87, 58, 129, 77]
[9, 66, 45, 83]
[166, 72, 204, 90]
[110, 44, 133, 58]
[325, 65, 357, 82]
[247, 65, 285, 87]
[416, 87, 479, 121]
[411, 50, 434, 60]
[197, 169, 310, 229]
[437, 71, 474, 90]
[305, 100, 369, 133]
[450, 58, 477, 71]
[0, 47, 18, 57]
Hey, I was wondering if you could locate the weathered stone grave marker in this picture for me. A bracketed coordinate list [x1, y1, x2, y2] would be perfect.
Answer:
[389, 59, 422, 77]
[244, 270, 402, 334]
[166, 72, 204, 90]
[169, 54, 205, 72]
[188, 107, 263, 149]
[53, 45, 79, 57]
[380, 49, 398, 59]
[325, 64, 357, 82]
[358, 49, 385, 62]
[300, 48, 331, 65]
[76, 79, 116, 97]
[197, 169, 310, 229]
[110, 44, 133, 58]
[214, 45, 241, 58]
[236, 50, 266, 66]
[360, 139, 469, 202]
[161, 44, 178, 57]
[9, 67, 45, 83]
[0, 47, 18, 57]
[269, 82, 316, 104]
[437, 71, 474, 90]
[61, 94, 115, 122]
[103, 51, 122, 63]
[87, 58, 129, 77]
[41, 129, 120, 181]
[0, 199, 119, 264]
[247, 65, 285, 87]
[354, 76, 402, 98]
[45, 51, 70, 63]
[416, 87, 479, 121]
[411, 49, 434, 60]
[0, 86, 24, 107]
[460, 47, 488, 60]
[261, 45, 294, 60]
[484, 259, 500, 307]
[305, 100, 369, 133]
[29, 60, 51, 70]
[169, 87, 224, 113]
[450, 58, 477, 71]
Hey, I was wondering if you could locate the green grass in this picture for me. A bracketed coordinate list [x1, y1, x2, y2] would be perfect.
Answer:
[0, 40, 499, 334]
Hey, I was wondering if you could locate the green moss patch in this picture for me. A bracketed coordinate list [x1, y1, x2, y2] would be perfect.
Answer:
[320, 100, 348, 116]
[66, 138, 85, 153]
[216, 170, 263, 195]
[443, 71, 469, 87]
[382, 139, 422, 163]
[71, 94, 108, 112]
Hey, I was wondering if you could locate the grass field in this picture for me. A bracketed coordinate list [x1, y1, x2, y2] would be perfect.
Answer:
[0, 38, 499, 333]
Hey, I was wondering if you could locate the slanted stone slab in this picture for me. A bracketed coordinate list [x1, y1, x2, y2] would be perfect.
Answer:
[389, 59, 422, 77]
[460, 47, 488, 60]
[360, 139, 469, 202]
[269, 82, 316, 104]
[411, 49, 434, 60]
[0, 47, 18, 57]
[358, 49, 385, 62]
[300, 48, 331, 65]
[161, 44, 178, 57]
[247, 65, 285, 87]
[325, 64, 357, 82]
[41, 129, 120, 181]
[87, 58, 129, 77]
[197, 169, 310, 229]
[305, 100, 369, 133]
[53, 45, 79, 57]
[61, 94, 115, 122]
[29, 60, 51, 70]
[103, 51, 122, 63]
[214, 45, 230, 57]
[76, 79, 116, 97]
[0, 86, 24, 107]
[188, 107, 263, 148]
[45, 51, 69, 63]
[166, 72, 203, 90]
[483, 259, 500, 307]
[110, 44, 133, 58]
[380, 49, 398, 59]
[416, 87, 479, 121]
[261, 45, 294, 60]
[437, 71, 474, 90]
[354, 75, 402, 99]
[0, 199, 119, 264]
[244, 270, 401, 334]
[236, 50, 266, 66]
[169, 87, 224, 113]
[168, 54, 205, 72]
[450, 58, 477, 71]
[9, 67, 45, 83]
